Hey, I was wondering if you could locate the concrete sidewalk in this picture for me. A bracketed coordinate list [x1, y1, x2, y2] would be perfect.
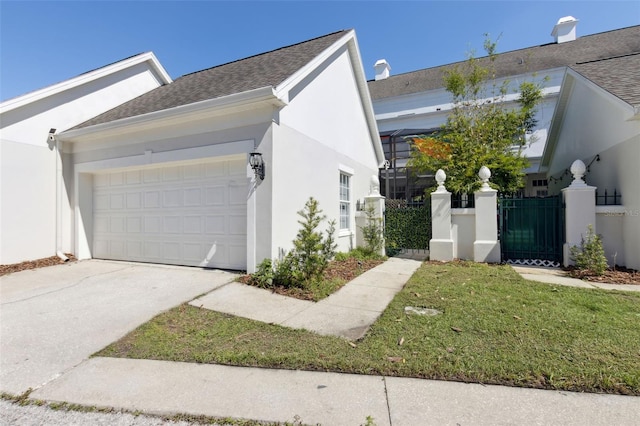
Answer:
[190, 257, 423, 340]
[31, 357, 640, 426]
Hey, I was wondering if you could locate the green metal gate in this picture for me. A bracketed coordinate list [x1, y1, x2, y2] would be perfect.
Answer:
[499, 196, 564, 267]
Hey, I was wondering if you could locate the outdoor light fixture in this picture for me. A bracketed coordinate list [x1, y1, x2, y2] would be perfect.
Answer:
[249, 151, 265, 180]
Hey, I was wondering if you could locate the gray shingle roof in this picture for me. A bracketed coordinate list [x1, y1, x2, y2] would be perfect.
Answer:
[572, 53, 640, 108]
[368, 26, 640, 100]
[74, 30, 349, 129]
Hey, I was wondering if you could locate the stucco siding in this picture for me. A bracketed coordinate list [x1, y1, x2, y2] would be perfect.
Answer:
[587, 137, 640, 270]
[280, 48, 377, 168]
[270, 123, 378, 259]
[547, 79, 640, 177]
[0, 141, 56, 264]
[544, 71, 640, 269]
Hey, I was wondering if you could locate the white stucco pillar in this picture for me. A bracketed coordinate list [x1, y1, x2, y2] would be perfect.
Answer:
[473, 166, 500, 263]
[562, 159, 597, 267]
[430, 169, 454, 261]
[364, 175, 385, 256]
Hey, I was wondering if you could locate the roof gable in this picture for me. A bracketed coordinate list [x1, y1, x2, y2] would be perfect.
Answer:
[368, 25, 640, 100]
[571, 53, 640, 110]
[74, 30, 350, 129]
[0, 52, 171, 114]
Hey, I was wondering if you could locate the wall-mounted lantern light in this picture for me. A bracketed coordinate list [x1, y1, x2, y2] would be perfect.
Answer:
[249, 151, 265, 180]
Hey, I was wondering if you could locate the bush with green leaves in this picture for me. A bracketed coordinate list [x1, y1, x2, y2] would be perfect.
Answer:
[249, 258, 275, 288]
[570, 225, 608, 276]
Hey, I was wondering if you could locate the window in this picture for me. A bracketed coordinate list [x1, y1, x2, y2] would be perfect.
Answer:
[339, 172, 350, 230]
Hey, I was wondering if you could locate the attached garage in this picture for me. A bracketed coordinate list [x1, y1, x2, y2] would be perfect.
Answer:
[91, 157, 248, 270]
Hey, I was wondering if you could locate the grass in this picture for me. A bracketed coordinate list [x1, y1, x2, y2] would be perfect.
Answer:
[96, 261, 640, 395]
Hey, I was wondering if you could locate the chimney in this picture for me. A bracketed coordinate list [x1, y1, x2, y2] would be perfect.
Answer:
[551, 16, 578, 43]
[374, 59, 391, 81]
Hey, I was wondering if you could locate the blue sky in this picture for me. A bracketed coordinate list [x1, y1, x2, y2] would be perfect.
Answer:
[1, 1, 638, 101]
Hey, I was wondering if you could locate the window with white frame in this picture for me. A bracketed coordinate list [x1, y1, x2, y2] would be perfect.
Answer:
[339, 172, 351, 230]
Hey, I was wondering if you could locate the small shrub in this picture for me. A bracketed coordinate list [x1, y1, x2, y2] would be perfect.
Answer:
[249, 258, 274, 288]
[360, 203, 384, 256]
[570, 225, 608, 276]
[272, 250, 302, 288]
[292, 197, 337, 283]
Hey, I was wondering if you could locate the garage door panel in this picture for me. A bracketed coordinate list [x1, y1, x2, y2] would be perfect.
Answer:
[229, 215, 247, 235]
[184, 188, 202, 206]
[205, 186, 226, 206]
[93, 158, 247, 270]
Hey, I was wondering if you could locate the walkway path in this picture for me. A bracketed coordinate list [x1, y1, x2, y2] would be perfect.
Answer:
[190, 257, 423, 340]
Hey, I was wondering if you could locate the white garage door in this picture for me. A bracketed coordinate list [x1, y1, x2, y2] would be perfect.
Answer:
[93, 157, 247, 270]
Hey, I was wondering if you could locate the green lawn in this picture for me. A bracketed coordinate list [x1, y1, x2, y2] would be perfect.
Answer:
[96, 261, 640, 395]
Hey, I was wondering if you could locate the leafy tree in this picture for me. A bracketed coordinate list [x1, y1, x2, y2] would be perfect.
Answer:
[409, 36, 545, 195]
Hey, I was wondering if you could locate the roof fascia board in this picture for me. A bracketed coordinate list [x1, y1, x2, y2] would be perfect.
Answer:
[0, 52, 172, 114]
[58, 86, 285, 142]
[346, 32, 386, 167]
[541, 69, 573, 168]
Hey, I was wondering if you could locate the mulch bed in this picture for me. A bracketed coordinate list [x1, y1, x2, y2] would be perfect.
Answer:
[565, 266, 640, 285]
[238, 257, 385, 300]
[0, 254, 77, 277]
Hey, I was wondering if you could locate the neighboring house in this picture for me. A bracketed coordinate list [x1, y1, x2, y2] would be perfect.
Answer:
[368, 18, 640, 202]
[543, 53, 640, 269]
[1, 30, 384, 273]
[0, 53, 172, 265]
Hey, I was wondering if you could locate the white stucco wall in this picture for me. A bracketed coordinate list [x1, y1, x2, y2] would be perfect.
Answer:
[595, 207, 626, 267]
[451, 209, 475, 260]
[545, 73, 640, 270]
[0, 58, 168, 264]
[547, 77, 640, 178]
[272, 47, 381, 257]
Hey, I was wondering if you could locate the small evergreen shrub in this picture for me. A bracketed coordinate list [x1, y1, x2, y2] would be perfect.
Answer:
[291, 197, 337, 283]
[251, 197, 337, 290]
[360, 203, 384, 257]
[570, 225, 608, 276]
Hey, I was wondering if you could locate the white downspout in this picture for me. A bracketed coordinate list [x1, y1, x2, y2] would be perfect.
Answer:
[51, 129, 69, 262]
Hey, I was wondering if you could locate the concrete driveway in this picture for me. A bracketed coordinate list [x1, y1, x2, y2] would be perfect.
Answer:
[0, 260, 236, 395]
